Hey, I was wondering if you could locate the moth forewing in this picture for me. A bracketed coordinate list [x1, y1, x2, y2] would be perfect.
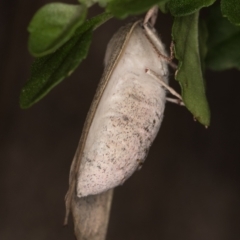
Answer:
[73, 20, 169, 198]
[64, 21, 142, 224]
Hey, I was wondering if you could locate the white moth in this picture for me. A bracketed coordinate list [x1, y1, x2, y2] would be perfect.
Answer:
[65, 8, 182, 210]
[76, 22, 169, 197]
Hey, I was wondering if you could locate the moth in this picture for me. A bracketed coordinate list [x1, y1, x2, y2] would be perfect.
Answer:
[65, 7, 182, 223]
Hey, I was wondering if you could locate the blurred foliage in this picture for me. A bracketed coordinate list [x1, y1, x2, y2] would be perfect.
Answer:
[20, 0, 240, 126]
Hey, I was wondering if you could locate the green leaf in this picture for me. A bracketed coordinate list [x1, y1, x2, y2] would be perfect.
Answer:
[168, 0, 216, 16]
[158, 0, 171, 13]
[28, 3, 87, 57]
[20, 12, 112, 109]
[206, 4, 240, 70]
[221, 0, 240, 26]
[106, 0, 166, 18]
[199, 19, 208, 73]
[78, 0, 111, 7]
[172, 12, 210, 126]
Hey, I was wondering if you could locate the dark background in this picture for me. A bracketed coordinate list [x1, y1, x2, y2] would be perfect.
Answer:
[1, 0, 240, 240]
